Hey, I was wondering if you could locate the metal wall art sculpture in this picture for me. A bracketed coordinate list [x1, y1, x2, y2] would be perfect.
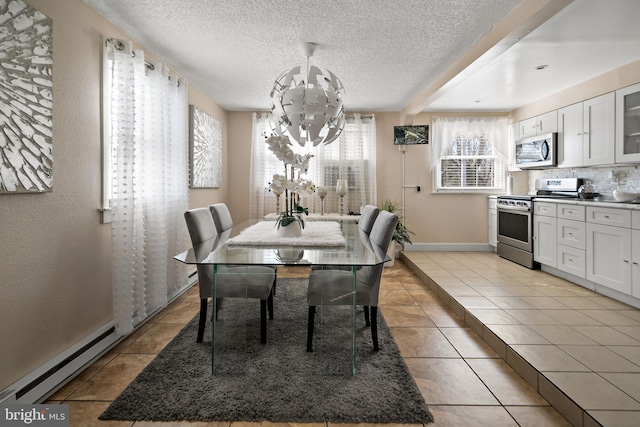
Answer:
[189, 105, 222, 188]
[0, 0, 53, 193]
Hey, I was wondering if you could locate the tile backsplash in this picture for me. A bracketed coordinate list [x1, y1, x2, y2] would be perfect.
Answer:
[528, 165, 640, 195]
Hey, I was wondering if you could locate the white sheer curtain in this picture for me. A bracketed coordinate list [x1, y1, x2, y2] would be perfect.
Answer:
[249, 113, 376, 218]
[105, 39, 189, 335]
[431, 116, 508, 190]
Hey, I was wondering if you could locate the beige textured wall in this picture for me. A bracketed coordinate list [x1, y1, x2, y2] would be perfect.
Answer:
[187, 87, 229, 209]
[0, 0, 227, 391]
[226, 112, 256, 223]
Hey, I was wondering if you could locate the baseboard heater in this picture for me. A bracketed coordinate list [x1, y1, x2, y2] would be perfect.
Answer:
[0, 322, 120, 404]
[1, 271, 198, 404]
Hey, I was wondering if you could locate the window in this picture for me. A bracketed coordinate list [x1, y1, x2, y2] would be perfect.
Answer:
[250, 113, 377, 218]
[431, 116, 508, 192]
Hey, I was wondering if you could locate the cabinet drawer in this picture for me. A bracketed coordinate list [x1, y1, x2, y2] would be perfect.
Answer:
[557, 244, 586, 279]
[558, 218, 586, 249]
[586, 206, 631, 228]
[557, 204, 585, 221]
[534, 202, 556, 217]
[633, 210, 640, 230]
[489, 198, 497, 210]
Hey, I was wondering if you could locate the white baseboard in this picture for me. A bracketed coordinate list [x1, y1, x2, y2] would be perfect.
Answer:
[403, 243, 494, 252]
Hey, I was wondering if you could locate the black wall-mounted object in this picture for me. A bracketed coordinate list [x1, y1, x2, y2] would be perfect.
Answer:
[394, 125, 429, 145]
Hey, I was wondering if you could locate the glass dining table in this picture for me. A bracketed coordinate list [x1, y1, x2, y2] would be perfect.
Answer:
[173, 219, 389, 375]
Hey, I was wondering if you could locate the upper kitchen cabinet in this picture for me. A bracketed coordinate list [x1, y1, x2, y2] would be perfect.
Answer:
[557, 92, 615, 168]
[507, 122, 521, 171]
[519, 110, 558, 139]
[615, 83, 640, 164]
[582, 92, 615, 166]
[558, 102, 583, 168]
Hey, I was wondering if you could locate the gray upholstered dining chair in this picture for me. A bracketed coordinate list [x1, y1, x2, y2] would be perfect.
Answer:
[306, 210, 398, 352]
[184, 207, 276, 344]
[311, 204, 381, 272]
[210, 202, 279, 293]
[358, 204, 381, 236]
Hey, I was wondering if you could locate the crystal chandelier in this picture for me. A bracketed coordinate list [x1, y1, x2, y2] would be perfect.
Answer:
[269, 42, 345, 147]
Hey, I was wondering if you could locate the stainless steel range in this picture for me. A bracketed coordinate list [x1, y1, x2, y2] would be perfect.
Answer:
[497, 178, 583, 269]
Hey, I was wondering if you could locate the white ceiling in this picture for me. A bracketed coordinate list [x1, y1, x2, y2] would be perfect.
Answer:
[84, 0, 640, 114]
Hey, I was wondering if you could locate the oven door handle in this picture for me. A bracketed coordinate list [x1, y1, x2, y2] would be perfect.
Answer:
[497, 206, 531, 213]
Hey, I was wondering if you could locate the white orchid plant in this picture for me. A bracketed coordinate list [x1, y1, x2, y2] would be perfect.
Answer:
[266, 135, 315, 229]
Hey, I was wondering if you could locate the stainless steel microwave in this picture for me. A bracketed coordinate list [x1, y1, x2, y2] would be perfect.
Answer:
[515, 132, 556, 169]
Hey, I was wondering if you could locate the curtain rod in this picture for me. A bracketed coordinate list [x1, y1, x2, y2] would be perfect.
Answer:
[107, 39, 155, 71]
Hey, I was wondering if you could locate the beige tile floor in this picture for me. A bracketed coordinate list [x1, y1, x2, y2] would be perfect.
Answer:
[402, 251, 640, 427]
[44, 252, 640, 426]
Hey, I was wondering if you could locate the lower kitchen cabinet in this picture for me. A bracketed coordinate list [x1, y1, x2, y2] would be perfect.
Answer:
[558, 244, 586, 278]
[586, 222, 632, 295]
[488, 197, 497, 249]
[534, 214, 557, 268]
[633, 229, 640, 297]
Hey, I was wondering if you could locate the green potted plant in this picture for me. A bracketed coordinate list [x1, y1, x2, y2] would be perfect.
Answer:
[380, 199, 414, 266]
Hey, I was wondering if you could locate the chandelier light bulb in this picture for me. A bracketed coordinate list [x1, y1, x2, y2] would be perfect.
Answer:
[269, 43, 345, 147]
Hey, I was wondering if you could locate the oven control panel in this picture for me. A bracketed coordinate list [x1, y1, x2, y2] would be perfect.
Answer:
[497, 199, 532, 210]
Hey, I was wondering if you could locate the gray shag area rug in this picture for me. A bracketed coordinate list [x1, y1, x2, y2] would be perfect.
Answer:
[100, 278, 433, 423]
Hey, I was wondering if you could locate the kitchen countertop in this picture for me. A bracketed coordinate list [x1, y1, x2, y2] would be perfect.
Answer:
[534, 197, 640, 210]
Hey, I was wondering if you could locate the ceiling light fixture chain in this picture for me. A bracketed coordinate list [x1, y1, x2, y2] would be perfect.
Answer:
[269, 42, 345, 147]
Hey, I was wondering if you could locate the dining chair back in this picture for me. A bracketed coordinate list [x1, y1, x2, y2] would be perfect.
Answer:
[358, 204, 381, 235]
[184, 207, 275, 344]
[210, 203, 234, 235]
[306, 210, 398, 352]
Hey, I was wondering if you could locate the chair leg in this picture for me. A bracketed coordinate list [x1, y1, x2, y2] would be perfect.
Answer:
[371, 306, 379, 351]
[364, 305, 370, 327]
[267, 289, 274, 320]
[197, 298, 207, 343]
[260, 299, 267, 344]
[272, 275, 277, 296]
[307, 306, 316, 352]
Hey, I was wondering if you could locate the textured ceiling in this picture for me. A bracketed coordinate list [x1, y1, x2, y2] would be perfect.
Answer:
[83, 0, 640, 114]
[83, 0, 522, 111]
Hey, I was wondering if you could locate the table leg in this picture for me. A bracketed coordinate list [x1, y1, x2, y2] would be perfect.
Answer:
[351, 265, 357, 376]
[211, 264, 218, 373]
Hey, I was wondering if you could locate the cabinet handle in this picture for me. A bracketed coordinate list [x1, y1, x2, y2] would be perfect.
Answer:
[604, 215, 610, 219]
[633, 262, 639, 265]
[624, 260, 630, 263]
[568, 232, 574, 236]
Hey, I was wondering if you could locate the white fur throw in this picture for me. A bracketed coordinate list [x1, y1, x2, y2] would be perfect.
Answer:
[226, 221, 346, 247]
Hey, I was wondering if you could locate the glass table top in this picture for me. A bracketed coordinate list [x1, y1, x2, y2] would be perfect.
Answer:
[174, 219, 388, 267]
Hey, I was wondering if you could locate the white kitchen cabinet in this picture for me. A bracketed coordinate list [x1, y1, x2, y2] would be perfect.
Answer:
[488, 197, 497, 249]
[557, 218, 585, 249]
[558, 93, 615, 167]
[507, 122, 521, 171]
[556, 204, 586, 278]
[633, 229, 640, 297]
[583, 92, 615, 166]
[519, 110, 558, 139]
[587, 222, 632, 294]
[534, 213, 557, 268]
[557, 102, 584, 168]
[558, 244, 586, 279]
[615, 83, 640, 164]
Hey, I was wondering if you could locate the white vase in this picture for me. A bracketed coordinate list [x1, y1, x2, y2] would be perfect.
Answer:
[277, 219, 302, 238]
